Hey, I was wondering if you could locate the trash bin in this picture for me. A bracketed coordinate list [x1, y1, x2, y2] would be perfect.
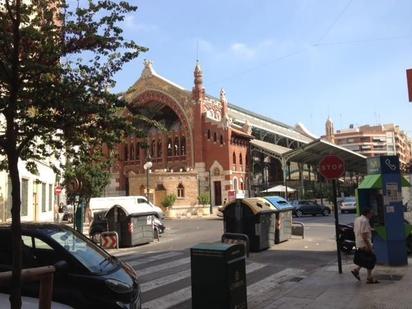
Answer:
[263, 196, 294, 244]
[191, 243, 247, 309]
[106, 206, 156, 247]
[120, 211, 156, 247]
[75, 203, 84, 233]
[223, 198, 275, 252]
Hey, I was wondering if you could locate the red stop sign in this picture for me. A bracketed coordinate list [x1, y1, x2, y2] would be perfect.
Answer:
[55, 186, 62, 195]
[319, 155, 345, 179]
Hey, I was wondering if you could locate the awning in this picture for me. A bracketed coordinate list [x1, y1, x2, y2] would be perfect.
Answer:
[262, 185, 296, 193]
[283, 139, 367, 174]
[250, 139, 291, 160]
[358, 175, 382, 189]
[358, 174, 411, 189]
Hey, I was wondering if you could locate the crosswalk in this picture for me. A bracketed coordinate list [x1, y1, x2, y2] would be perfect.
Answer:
[119, 250, 308, 309]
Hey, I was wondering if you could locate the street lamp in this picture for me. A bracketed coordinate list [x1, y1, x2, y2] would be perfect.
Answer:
[143, 158, 153, 200]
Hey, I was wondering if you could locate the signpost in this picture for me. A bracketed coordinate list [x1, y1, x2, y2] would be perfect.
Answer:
[319, 155, 345, 274]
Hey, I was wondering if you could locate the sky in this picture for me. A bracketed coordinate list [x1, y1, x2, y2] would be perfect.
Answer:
[112, 0, 412, 138]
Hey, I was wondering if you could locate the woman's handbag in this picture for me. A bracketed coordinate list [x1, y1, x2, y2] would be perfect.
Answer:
[354, 249, 376, 269]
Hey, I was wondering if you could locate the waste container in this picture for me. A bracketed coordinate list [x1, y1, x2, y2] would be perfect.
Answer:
[106, 206, 156, 247]
[120, 211, 156, 247]
[223, 198, 275, 252]
[191, 243, 247, 309]
[263, 196, 294, 244]
[75, 203, 84, 233]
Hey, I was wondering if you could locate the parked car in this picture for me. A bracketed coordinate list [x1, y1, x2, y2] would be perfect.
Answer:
[89, 196, 164, 219]
[339, 196, 357, 213]
[290, 200, 331, 217]
[0, 223, 142, 309]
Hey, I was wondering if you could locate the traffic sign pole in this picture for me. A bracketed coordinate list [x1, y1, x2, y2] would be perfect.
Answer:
[332, 179, 342, 274]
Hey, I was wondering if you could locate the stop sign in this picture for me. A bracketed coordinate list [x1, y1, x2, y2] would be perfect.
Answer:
[55, 186, 62, 195]
[319, 155, 345, 179]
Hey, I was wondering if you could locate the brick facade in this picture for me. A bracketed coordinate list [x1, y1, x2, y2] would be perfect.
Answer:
[106, 60, 252, 211]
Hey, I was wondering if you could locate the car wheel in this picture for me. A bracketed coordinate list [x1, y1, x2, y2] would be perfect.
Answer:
[296, 210, 303, 217]
[322, 209, 330, 216]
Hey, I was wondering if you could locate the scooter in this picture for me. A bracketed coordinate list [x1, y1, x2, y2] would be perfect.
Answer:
[153, 217, 166, 234]
[337, 223, 356, 254]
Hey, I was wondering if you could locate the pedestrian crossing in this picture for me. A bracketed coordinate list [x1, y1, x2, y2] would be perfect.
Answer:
[120, 250, 307, 309]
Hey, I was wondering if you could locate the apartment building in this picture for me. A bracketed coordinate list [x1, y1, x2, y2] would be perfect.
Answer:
[323, 118, 412, 167]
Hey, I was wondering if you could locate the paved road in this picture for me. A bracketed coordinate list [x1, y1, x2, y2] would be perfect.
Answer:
[112, 213, 356, 309]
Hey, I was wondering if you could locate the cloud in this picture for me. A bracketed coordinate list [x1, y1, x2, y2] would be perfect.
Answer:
[123, 15, 158, 33]
[230, 43, 256, 59]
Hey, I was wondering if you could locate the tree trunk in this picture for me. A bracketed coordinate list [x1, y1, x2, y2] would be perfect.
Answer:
[8, 150, 22, 309]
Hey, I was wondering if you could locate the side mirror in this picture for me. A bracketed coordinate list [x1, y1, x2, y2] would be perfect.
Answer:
[54, 260, 69, 272]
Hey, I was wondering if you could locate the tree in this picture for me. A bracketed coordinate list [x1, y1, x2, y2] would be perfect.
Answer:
[0, 1, 147, 307]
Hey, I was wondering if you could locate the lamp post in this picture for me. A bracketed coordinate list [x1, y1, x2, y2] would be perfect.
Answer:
[143, 158, 153, 201]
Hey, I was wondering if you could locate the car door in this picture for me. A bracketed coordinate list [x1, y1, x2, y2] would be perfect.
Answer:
[299, 201, 311, 214]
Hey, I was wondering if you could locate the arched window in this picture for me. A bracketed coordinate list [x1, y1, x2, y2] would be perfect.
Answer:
[177, 183, 184, 198]
[124, 144, 128, 161]
[233, 178, 238, 192]
[174, 137, 180, 156]
[220, 135, 223, 145]
[130, 144, 135, 160]
[233, 152, 236, 164]
[207, 129, 211, 139]
[157, 140, 162, 157]
[136, 143, 140, 160]
[167, 138, 172, 157]
[240, 178, 244, 190]
[180, 137, 186, 155]
[213, 132, 217, 142]
[239, 153, 243, 165]
[151, 140, 156, 157]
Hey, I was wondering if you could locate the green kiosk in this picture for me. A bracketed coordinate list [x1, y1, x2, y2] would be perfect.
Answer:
[357, 155, 410, 266]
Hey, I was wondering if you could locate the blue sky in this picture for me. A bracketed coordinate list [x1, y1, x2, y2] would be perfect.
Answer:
[113, 0, 412, 137]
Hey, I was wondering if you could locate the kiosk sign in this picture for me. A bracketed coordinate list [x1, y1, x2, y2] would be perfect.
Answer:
[319, 155, 345, 180]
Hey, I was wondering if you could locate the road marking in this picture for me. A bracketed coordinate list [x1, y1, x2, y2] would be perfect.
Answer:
[142, 262, 267, 309]
[125, 251, 183, 267]
[141, 262, 266, 293]
[137, 257, 190, 277]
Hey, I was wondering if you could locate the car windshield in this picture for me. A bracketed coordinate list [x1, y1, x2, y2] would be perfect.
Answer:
[50, 229, 113, 273]
[344, 197, 356, 202]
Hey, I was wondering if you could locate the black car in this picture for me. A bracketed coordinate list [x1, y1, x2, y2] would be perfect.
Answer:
[0, 223, 141, 309]
[291, 200, 331, 217]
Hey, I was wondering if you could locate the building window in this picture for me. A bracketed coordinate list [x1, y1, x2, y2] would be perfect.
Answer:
[220, 135, 223, 145]
[181, 137, 186, 155]
[233, 152, 236, 164]
[48, 184, 53, 211]
[167, 138, 173, 156]
[213, 132, 217, 142]
[157, 140, 162, 157]
[239, 153, 243, 165]
[151, 140, 156, 157]
[174, 137, 180, 156]
[136, 143, 140, 160]
[233, 178, 238, 192]
[124, 144, 128, 161]
[207, 129, 211, 139]
[42, 183, 46, 212]
[21, 179, 28, 216]
[240, 178, 244, 190]
[177, 183, 184, 198]
[130, 144, 135, 160]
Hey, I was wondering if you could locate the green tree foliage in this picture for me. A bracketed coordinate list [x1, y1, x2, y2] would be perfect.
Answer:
[197, 192, 210, 205]
[161, 194, 177, 208]
[0, 1, 147, 307]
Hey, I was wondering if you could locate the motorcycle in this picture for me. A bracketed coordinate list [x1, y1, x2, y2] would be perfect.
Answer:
[337, 223, 356, 254]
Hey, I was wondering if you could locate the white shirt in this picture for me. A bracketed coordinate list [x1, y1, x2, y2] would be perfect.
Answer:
[354, 215, 372, 249]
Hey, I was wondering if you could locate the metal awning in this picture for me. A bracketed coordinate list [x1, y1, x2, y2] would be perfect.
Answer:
[250, 139, 291, 160]
[283, 139, 367, 174]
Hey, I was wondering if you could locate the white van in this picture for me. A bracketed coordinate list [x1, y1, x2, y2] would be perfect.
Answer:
[89, 196, 164, 219]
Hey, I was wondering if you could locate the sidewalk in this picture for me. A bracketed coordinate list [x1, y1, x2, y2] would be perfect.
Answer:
[268, 256, 412, 309]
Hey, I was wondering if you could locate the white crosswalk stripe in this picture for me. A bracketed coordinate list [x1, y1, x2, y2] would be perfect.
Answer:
[137, 257, 190, 277]
[141, 262, 266, 293]
[125, 251, 183, 267]
[142, 262, 268, 309]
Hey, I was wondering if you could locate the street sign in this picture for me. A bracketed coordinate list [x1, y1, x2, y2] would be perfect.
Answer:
[101, 231, 119, 249]
[319, 155, 345, 180]
[55, 186, 62, 195]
